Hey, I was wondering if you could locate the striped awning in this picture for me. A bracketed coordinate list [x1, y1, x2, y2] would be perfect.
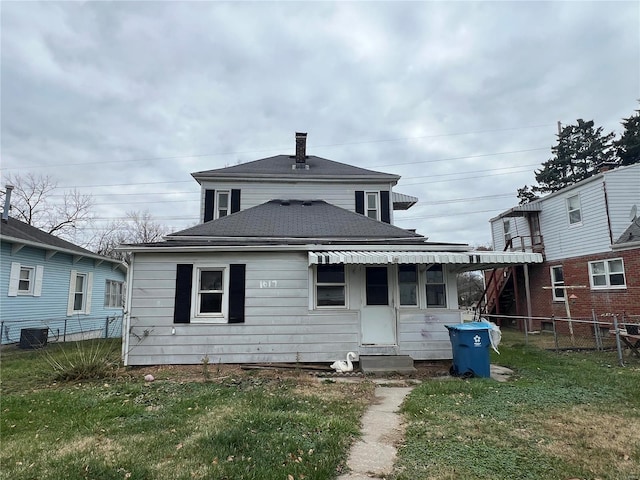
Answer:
[308, 250, 543, 266]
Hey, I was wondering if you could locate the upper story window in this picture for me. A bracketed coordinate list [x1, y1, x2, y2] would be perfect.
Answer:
[588, 259, 626, 289]
[567, 194, 582, 225]
[315, 265, 346, 308]
[398, 265, 418, 306]
[503, 219, 512, 246]
[217, 191, 230, 218]
[550, 266, 565, 301]
[426, 265, 447, 308]
[366, 192, 379, 220]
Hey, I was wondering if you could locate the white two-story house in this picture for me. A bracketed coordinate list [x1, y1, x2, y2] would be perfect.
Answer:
[487, 163, 640, 326]
[121, 133, 541, 367]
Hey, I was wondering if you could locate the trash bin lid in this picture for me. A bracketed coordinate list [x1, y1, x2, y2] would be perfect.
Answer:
[445, 321, 492, 331]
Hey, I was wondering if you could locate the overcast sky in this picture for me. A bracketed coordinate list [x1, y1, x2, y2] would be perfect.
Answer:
[2, 1, 639, 248]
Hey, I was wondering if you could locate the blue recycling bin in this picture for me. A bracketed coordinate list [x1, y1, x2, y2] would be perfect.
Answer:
[445, 322, 492, 378]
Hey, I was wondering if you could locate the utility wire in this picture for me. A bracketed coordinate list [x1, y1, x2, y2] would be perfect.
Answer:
[2, 123, 553, 171]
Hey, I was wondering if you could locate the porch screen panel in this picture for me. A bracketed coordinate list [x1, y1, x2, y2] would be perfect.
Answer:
[366, 267, 389, 305]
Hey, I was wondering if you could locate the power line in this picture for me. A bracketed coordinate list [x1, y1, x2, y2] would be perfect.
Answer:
[1, 123, 553, 171]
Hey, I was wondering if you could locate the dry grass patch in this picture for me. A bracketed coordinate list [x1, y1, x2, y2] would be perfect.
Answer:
[540, 406, 640, 474]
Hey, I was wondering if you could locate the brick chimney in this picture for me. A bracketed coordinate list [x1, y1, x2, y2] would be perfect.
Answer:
[295, 132, 307, 164]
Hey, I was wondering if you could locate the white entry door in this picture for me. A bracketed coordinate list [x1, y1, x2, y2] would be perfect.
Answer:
[361, 266, 397, 345]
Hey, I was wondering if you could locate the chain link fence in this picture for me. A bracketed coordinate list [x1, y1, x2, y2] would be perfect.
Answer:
[482, 312, 640, 367]
[0, 315, 123, 347]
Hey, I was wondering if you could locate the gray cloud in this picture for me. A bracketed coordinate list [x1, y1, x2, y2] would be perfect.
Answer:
[2, 1, 638, 246]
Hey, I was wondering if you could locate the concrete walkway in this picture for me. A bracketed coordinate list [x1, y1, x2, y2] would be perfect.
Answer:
[337, 384, 414, 480]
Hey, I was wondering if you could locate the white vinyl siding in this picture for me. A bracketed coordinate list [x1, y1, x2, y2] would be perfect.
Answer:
[200, 181, 394, 220]
[124, 252, 460, 366]
[588, 258, 626, 289]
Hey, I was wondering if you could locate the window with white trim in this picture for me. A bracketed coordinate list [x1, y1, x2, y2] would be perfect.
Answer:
[194, 267, 227, 319]
[104, 280, 124, 308]
[67, 270, 92, 315]
[8, 263, 43, 297]
[398, 265, 418, 306]
[315, 265, 346, 307]
[503, 219, 512, 246]
[73, 274, 87, 312]
[426, 265, 447, 308]
[18, 266, 35, 295]
[550, 266, 565, 301]
[366, 192, 379, 220]
[588, 259, 626, 289]
[567, 194, 582, 225]
[217, 191, 230, 218]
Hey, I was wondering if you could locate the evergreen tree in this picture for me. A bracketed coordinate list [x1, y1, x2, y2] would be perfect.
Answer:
[615, 104, 640, 166]
[517, 119, 615, 202]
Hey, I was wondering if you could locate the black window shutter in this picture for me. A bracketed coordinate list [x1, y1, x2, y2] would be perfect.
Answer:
[380, 190, 390, 223]
[228, 264, 246, 324]
[231, 189, 241, 214]
[355, 191, 364, 215]
[174, 264, 193, 324]
[204, 189, 215, 222]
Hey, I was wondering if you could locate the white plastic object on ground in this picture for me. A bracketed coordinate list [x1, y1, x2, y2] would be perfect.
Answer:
[480, 318, 502, 354]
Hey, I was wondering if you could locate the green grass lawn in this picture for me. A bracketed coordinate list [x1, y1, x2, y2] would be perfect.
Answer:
[395, 332, 640, 480]
[0, 341, 374, 480]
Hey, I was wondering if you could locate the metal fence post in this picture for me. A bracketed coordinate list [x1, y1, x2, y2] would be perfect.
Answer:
[105, 316, 110, 339]
[0, 321, 3, 345]
[63, 318, 67, 342]
[613, 314, 625, 367]
[592, 309, 602, 351]
[552, 315, 559, 352]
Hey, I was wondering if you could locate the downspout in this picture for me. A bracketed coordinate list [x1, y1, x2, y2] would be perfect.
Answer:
[602, 180, 614, 245]
[122, 252, 134, 366]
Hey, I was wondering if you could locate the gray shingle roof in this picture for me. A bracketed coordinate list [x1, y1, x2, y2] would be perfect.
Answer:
[1, 217, 120, 264]
[615, 218, 640, 244]
[168, 200, 423, 240]
[191, 155, 400, 181]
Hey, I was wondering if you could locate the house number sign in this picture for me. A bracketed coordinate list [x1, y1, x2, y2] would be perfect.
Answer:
[259, 280, 278, 288]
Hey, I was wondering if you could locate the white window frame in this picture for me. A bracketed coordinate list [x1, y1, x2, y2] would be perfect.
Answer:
[67, 270, 93, 315]
[398, 264, 419, 307]
[18, 266, 35, 295]
[216, 190, 230, 219]
[503, 218, 512, 246]
[425, 264, 447, 308]
[104, 280, 124, 308]
[8, 263, 43, 297]
[314, 264, 348, 309]
[550, 265, 565, 301]
[365, 192, 380, 220]
[567, 194, 582, 225]
[191, 265, 229, 323]
[588, 258, 626, 290]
